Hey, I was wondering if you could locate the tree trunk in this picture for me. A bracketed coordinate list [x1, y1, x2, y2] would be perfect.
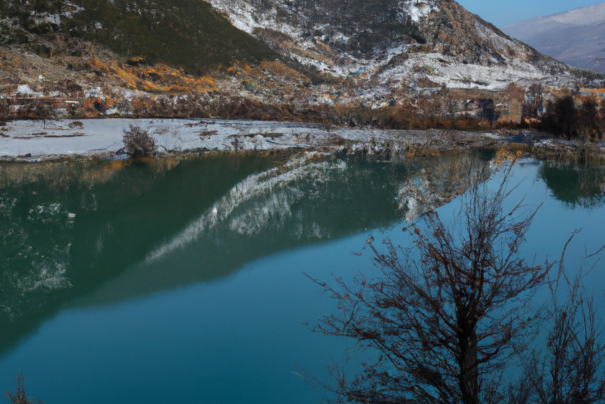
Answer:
[459, 331, 479, 404]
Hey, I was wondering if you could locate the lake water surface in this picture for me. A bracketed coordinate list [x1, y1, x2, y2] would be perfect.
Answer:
[0, 151, 604, 404]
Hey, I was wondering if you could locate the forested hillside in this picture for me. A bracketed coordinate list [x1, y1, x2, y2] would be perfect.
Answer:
[0, 0, 278, 72]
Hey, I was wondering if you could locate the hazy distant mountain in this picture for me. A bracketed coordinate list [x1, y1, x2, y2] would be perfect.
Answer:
[503, 2, 605, 73]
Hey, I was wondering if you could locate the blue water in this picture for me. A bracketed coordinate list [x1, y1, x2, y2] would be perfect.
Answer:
[0, 153, 603, 403]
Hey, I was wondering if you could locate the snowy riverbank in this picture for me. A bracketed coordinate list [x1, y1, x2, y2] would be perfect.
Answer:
[0, 118, 496, 160]
[1, 118, 602, 161]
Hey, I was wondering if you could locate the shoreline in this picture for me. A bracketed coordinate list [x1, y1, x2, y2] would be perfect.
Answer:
[0, 118, 603, 162]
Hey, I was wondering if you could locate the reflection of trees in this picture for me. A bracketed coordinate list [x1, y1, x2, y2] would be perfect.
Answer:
[539, 162, 605, 209]
[0, 151, 492, 357]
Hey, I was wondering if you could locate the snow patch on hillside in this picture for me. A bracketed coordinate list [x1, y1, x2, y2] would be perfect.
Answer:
[377, 52, 574, 91]
[401, 0, 440, 22]
[207, 0, 570, 89]
[208, 0, 429, 78]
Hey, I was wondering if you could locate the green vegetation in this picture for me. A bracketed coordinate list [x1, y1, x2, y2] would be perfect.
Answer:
[298, 0, 425, 55]
[65, 0, 278, 72]
[424, 65, 437, 75]
[0, 0, 63, 44]
[390, 18, 426, 44]
[0, 0, 279, 73]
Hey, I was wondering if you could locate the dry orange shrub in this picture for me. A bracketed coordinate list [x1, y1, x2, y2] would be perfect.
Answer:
[130, 96, 155, 116]
[82, 97, 118, 117]
[257, 61, 310, 82]
[495, 146, 524, 166]
[88, 56, 111, 73]
[87, 54, 217, 94]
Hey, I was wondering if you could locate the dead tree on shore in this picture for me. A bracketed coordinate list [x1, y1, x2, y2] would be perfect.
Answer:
[309, 166, 556, 404]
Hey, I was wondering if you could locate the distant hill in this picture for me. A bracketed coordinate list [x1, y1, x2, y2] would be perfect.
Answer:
[503, 2, 605, 74]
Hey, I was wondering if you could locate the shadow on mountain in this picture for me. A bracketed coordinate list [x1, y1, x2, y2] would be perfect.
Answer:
[0, 150, 492, 356]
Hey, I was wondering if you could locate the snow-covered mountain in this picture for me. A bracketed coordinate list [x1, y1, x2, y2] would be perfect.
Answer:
[504, 2, 605, 73]
[0, 0, 592, 123]
[209, 0, 573, 90]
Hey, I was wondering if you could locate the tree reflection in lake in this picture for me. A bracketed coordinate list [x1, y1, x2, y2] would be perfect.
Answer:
[539, 162, 605, 209]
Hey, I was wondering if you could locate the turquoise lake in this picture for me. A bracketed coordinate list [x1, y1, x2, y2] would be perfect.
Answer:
[0, 150, 604, 403]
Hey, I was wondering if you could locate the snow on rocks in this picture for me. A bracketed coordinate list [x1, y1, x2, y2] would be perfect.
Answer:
[207, 0, 573, 91]
[377, 52, 576, 91]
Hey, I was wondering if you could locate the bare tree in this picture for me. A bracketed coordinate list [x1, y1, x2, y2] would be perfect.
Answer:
[6, 374, 42, 404]
[517, 265, 605, 404]
[309, 166, 555, 404]
[31, 100, 54, 130]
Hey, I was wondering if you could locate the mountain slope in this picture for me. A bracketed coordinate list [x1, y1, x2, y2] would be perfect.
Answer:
[0, 0, 592, 124]
[503, 2, 605, 74]
[209, 0, 573, 89]
[0, 0, 577, 89]
[0, 0, 279, 72]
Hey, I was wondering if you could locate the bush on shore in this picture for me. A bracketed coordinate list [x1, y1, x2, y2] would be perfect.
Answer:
[122, 125, 156, 157]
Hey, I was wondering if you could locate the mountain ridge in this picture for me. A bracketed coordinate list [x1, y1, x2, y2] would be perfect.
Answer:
[506, 2, 605, 27]
[209, 0, 573, 90]
[503, 2, 605, 73]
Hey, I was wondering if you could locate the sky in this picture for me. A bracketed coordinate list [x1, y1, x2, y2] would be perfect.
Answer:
[458, 0, 605, 27]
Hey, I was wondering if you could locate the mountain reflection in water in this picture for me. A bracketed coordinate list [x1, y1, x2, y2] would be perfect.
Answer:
[0, 151, 492, 356]
[2, 150, 605, 404]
